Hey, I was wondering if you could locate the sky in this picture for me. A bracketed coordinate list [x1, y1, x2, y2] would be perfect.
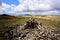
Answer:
[3, 0, 19, 6]
[0, 0, 60, 15]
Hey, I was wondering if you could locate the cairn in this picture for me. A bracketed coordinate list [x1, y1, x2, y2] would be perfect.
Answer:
[24, 18, 42, 29]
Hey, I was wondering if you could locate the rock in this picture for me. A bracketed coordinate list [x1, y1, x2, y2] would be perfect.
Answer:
[2, 18, 60, 40]
[24, 18, 41, 29]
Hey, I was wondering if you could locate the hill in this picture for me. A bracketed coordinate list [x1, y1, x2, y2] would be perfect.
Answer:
[0, 15, 60, 40]
[0, 15, 60, 29]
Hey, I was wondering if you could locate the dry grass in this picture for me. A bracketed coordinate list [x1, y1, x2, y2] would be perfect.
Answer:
[0, 15, 60, 40]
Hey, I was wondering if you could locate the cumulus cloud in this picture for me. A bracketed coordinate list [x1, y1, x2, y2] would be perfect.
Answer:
[17, 0, 53, 10]
[0, 3, 17, 15]
[13, 0, 60, 15]
[18, 0, 60, 10]
[0, 3, 10, 11]
[0, 0, 60, 15]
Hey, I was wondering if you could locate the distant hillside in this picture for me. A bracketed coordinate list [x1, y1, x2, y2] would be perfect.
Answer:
[0, 14, 17, 19]
[0, 14, 11, 16]
[19, 14, 32, 16]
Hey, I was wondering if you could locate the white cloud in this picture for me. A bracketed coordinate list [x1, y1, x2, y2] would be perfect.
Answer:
[0, 3, 11, 11]
[18, 0, 60, 10]
[15, 0, 60, 15]
[18, 0, 53, 11]
[0, 3, 16, 15]
[0, 0, 60, 15]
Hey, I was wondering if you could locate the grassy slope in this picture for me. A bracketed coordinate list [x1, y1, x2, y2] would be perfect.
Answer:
[0, 16, 60, 40]
[0, 16, 60, 30]
[34, 16, 60, 27]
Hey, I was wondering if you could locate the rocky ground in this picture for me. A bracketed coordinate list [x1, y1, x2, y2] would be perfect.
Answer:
[1, 24, 60, 40]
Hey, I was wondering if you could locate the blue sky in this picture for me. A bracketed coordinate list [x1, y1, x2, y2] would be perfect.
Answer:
[3, 0, 19, 6]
